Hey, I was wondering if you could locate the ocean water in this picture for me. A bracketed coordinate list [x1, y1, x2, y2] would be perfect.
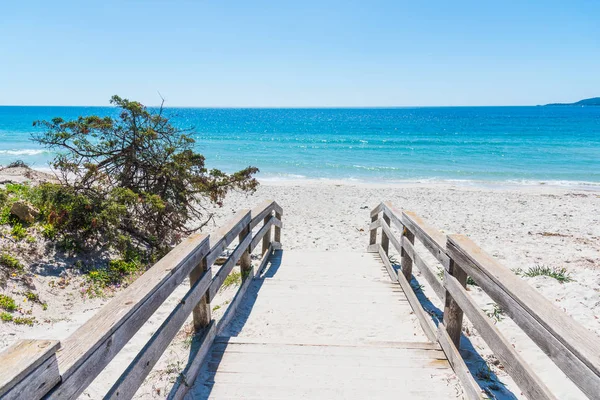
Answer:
[0, 106, 599, 186]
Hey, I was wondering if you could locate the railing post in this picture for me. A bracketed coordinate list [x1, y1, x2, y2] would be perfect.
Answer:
[190, 257, 211, 332]
[442, 257, 467, 348]
[401, 226, 415, 282]
[262, 214, 272, 256]
[381, 214, 391, 255]
[239, 222, 252, 280]
[369, 214, 378, 245]
[274, 211, 282, 243]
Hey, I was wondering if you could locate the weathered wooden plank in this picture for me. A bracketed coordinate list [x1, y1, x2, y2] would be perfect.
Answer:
[380, 248, 437, 342]
[167, 321, 217, 400]
[382, 201, 404, 232]
[105, 265, 214, 400]
[447, 234, 600, 398]
[381, 214, 391, 255]
[437, 323, 487, 400]
[442, 257, 467, 348]
[214, 336, 441, 350]
[208, 231, 252, 302]
[190, 257, 211, 332]
[255, 243, 274, 277]
[0, 340, 60, 400]
[402, 211, 449, 268]
[238, 225, 252, 278]
[400, 226, 415, 282]
[370, 202, 384, 218]
[249, 200, 275, 229]
[401, 237, 445, 302]
[206, 210, 251, 267]
[379, 218, 403, 256]
[250, 216, 281, 252]
[444, 271, 556, 400]
[47, 234, 210, 400]
[274, 210, 282, 243]
[377, 243, 398, 281]
[368, 218, 381, 231]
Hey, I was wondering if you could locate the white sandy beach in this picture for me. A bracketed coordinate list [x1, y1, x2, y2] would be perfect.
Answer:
[1, 179, 599, 399]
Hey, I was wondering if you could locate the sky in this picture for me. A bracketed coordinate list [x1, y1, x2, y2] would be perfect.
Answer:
[1, 0, 599, 107]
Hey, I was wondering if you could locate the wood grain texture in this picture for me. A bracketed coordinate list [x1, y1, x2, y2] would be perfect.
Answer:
[402, 211, 449, 268]
[207, 231, 252, 302]
[447, 234, 600, 398]
[274, 211, 282, 243]
[369, 214, 378, 245]
[442, 258, 467, 348]
[402, 237, 445, 301]
[0, 340, 60, 399]
[250, 215, 281, 252]
[381, 214, 391, 255]
[206, 210, 251, 267]
[401, 226, 415, 282]
[444, 272, 556, 400]
[47, 234, 209, 400]
[377, 243, 398, 281]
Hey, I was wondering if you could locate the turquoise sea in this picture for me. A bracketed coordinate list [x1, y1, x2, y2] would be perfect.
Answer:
[0, 106, 599, 186]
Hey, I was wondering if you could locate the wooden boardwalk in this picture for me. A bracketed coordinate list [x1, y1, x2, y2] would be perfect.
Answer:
[189, 250, 461, 399]
[2, 200, 600, 400]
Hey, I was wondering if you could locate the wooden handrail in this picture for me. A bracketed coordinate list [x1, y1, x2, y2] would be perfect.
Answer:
[368, 201, 600, 400]
[0, 200, 283, 400]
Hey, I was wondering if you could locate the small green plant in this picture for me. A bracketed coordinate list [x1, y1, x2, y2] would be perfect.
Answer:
[523, 265, 573, 283]
[466, 276, 478, 286]
[222, 271, 241, 289]
[85, 258, 142, 295]
[212, 305, 221, 312]
[0, 294, 17, 311]
[41, 223, 57, 240]
[10, 223, 27, 240]
[1, 312, 13, 322]
[13, 316, 35, 326]
[486, 303, 504, 323]
[0, 253, 23, 272]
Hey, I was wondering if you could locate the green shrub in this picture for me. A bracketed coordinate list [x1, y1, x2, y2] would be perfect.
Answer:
[1, 312, 13, 322]
[13, 316, 35, 326]
[222, 271, 241, 289]
[41, 223, 57, 240]
[0, 294, 17, 311]
[10, 223, 27, 240]
[0, 253, 23, 272]
[86, 258, 142, 295]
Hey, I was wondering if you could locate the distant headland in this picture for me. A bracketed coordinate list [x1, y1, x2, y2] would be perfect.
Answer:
[545, 97, 600, 106]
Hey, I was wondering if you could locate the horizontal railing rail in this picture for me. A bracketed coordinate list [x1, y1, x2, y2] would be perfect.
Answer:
[368, 201, 600, 400]
[0, 200, 283, 400]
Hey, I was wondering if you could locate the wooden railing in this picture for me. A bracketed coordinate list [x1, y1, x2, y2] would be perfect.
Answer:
[0, 200, 283, 400]
[368, 201, 600, 400]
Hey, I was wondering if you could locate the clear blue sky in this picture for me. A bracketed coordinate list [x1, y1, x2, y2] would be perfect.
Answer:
[1, 0, 599, 106]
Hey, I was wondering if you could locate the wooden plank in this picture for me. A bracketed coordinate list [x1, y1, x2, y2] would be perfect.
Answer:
[249, 200, 275, 229]
[207, 230, 252, 302]
[0, 340, 60, 399]
[47, 234, 210, 400]
[262, 215, 272, 255]
[206, 210, 251, 267]
[105, 265, 214, 400]
[214, 336, 441, 350]
[377, 243, 398, 281]
[370, 202, 384, 218]
[447, 234, 600, 398]
[369, 214, 378, 246]
[250, 216, 278, 252]
[381, 214, 391, 255]
[238, 225, 252, 278]
[274, 210, 282, 243]
[402, 211, 450, 268]
[380, 218, 403, 256]
[255, 243, 274, 277]
[437, 323, 487, 400]
[167, 321, 217, 400]
[400, 226, 415, 282]
[379, 249, 437, 342]
[442, 257, 467, 348]
[190, 257, 211, 332]
[401, 237, 445, 302]
[382, 201, 404, 232]
[444, 272, 556, 400]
